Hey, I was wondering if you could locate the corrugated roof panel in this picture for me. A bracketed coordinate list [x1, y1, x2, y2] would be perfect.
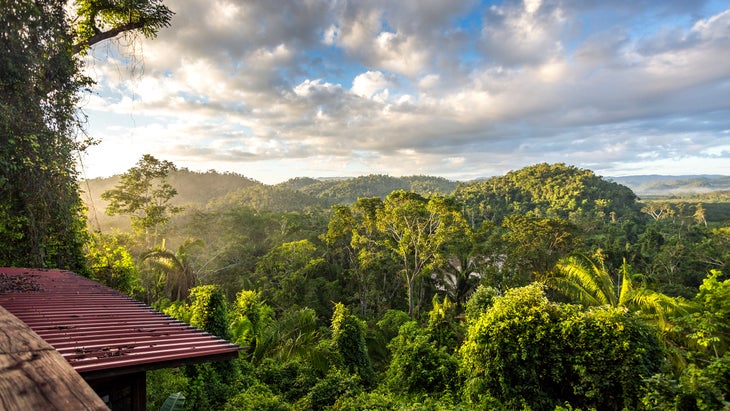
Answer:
[0, 268, 242, 377]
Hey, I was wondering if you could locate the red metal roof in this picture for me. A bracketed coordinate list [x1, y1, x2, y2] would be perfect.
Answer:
[0, 268, 242, 378]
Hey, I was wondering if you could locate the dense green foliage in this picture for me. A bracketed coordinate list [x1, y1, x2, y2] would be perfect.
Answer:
[453, 163, 639, 225]
[85, 232, 141, 296]
[72, 0, 173, 54]
[460, 284, 664, 410]
[1, 0, 89, 270]
[4, 3, 727, 406]
[1, 0, 172, 271]
[331, 303, 374, 386]
[385, 320, 459, 395]
[85, 163, 730, 410]
[7, 127, 723, 411]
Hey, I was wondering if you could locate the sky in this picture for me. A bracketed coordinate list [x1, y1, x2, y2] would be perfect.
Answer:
[79, 0, 730, 185]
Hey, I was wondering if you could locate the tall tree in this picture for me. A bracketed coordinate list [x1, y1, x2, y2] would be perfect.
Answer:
[323, 205, 364, 312]
[377, 191, 465, 317]
[323, 200, 402, 317]
[102, 154, 181, 247]
[481, 214, 578, 291]
[1, 1, 90, 270]
[0, 0, 172, 271]
[253, 239, 334, 318]
[351, 197, 404, 316]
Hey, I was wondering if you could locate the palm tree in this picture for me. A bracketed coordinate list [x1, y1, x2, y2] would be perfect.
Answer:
[248, 307, 322, 366]
[439, 254, 481, 313]
[549, 252, 691, 330]
[141, 239, 203, 301]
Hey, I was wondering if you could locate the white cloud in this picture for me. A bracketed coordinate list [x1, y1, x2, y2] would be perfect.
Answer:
[479, 0, 566, 66]
[334, 7, 382, 51]
[418, 74, 440, 90]
[79, 1, 730, 183]
[351, 71, 391, 99]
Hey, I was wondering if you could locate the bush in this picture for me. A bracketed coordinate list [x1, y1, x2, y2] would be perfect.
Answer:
[385, 321, 459, 395]
[559, 306, 663, 409]
[146, 367, 188, 411]
[224, 384, 291, 411]
[256, 359, 319, 404]
[463, 285, 499, 324]
[426, 295, 464, 351]
[460, 283, 664, 410]
[331, 303, 375, 386]
[376, 309, 411, 343]
[643, 354, 730, 411]
[294, 368, 360, 411]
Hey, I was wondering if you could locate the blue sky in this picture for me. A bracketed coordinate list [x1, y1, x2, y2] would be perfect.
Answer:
[80, 0, 730, 184]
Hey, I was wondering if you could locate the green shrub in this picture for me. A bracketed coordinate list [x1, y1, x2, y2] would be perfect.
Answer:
[643, 355, 730, 411]
[376, 309, 411, 343]
[256, 359, 319, 404]
[295, 368, 360, 411]
[386, 321, 459, 395]
[463, 285, 500, 324]
[224, 384, 291, 411]
[146, 368, 188, 411]
[331, 303, 375, 386]
[426, 295, 464, 351]
[460, 283, 664, 410]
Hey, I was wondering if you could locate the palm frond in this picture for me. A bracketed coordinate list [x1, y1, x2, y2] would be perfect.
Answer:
[552, 254, 612, 306]
[549, 275, 604, 306]
[617, 260, 634, 308]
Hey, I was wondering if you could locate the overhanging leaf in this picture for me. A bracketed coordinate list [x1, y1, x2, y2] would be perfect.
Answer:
[160, 391, 185, 411]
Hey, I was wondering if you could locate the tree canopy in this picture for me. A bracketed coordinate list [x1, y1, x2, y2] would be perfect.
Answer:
[1, 0, 173, 270]
[72, 0, 173, 54]
[1, 0, 90, 270]
[453, 162, 640, 225]
[81, 161, 728, 409]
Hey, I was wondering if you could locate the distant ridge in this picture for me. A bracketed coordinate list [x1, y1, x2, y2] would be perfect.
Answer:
[81, 166, 730, 232]
[277, 174, 457, 204]
[610, 175, 730, 196]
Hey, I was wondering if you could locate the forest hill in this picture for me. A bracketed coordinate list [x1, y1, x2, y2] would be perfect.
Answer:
[80, 160, 728, 410]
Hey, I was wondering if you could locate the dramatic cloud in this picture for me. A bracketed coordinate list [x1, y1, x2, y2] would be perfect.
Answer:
[80, 0, 730, 183]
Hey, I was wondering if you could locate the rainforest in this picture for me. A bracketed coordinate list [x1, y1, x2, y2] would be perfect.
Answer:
[79, 160, 730, 411]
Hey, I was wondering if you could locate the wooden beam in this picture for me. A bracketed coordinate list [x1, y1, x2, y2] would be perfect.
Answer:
[0, 306, 109, 411]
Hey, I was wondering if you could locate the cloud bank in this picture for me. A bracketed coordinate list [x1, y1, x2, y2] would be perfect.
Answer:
[81, 0, 730, 183]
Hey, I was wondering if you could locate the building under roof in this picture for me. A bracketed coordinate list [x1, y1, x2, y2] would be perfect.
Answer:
[0, 267, 243, 410]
